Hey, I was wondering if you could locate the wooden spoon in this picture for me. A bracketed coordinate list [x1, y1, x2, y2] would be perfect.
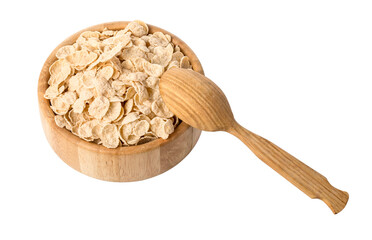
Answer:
[160, 68, 349, 214]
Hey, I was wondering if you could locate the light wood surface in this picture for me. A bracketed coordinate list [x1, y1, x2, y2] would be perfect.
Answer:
[38, 22, 203, 182]
[160, 68, 349, 214]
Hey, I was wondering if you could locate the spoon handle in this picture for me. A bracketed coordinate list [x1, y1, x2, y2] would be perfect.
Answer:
[228, 122, 348, 214]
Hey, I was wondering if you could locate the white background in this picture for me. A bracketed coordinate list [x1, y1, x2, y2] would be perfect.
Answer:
[1, 0, 371, 239]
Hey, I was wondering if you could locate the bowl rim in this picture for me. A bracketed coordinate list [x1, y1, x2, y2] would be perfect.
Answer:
[38, 21, 204, 155]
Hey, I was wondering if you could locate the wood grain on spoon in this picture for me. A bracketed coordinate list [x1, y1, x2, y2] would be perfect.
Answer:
[160, 68, 349, 214]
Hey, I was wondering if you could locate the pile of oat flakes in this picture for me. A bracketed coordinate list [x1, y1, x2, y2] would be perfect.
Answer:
[44, 20, 192, 148]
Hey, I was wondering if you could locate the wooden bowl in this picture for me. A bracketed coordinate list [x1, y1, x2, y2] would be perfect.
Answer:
[38, 21, 204, 182]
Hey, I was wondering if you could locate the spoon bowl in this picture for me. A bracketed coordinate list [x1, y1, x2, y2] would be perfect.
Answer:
[160, 68, 234, 131]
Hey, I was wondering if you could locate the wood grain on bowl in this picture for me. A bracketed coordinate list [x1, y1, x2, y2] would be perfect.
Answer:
[38, 21, 203, 182]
